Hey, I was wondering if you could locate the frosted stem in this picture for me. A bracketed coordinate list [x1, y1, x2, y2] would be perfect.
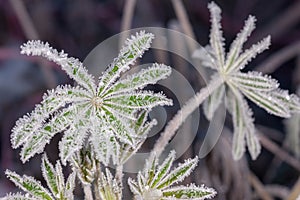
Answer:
[84, 184, 94, 200]
[150, 77, 224, 160]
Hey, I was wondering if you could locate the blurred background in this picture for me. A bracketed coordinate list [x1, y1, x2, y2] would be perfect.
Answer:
[0, 0, 300, 199]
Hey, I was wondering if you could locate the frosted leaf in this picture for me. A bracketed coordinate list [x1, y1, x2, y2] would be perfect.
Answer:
[227, 87, 259, 160]
[230, 36, 271, 72]
[108, 63, 171, 96]
[0, 193, 38, 200]
[97, 168, 122, 200]
[272, 89, 300, 113]
[241, 88, 290, 118]
[231, 71, 279, 92]
[208, 2, 225, 69]
[162, 184, 217, 199]
[41, 155, 59, 197]
[129, 151, 216, 199]
[225, 15, 256, 72]
[5, 170, 53, 200]
[98, 31, 154, 95]
[21, 41, 96, 94]
[106, 91, 173, 109]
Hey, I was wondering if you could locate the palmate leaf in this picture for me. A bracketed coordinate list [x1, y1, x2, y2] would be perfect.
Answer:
[108, 63, 171, 96]
[241, 88, 290, 118]
[128, 151, 216, 200]
[20, 41, 96, 94]
[150, 151, 175, 188]
[20, 106, 76, 163]
[98, 31, 154, 95]
[5, 170, 53, 200]
[41, 155, 59, 197]
[225, 15, 256, 72]
[231, 71, 279, 92]
[156, 157, 198, 190]
[106, 91, 172, 109]
[162, 184, 216, 200]
[208, 1, 225, 69]
[11, 85, 88, 149]
[227, 87, 261, 160]
[1, 193, 38, 200]
[229, 36, 271, 72]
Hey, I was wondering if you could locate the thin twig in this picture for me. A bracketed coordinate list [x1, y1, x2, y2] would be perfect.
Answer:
[171, 0, 207, 85]
[258, 132, 300, 171]
[119, 0, 137, 48]
[150, 77, 224, 160]
[255, 41, 300, 74]
[287, 177, 300, 200]
[248, 172, 273, 200]
[9, 0, 56, 88]
[250, 0, 300, 43]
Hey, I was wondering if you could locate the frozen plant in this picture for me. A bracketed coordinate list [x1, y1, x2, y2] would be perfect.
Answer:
[1, 31, 216, 200]
[191, 2, 300, 160]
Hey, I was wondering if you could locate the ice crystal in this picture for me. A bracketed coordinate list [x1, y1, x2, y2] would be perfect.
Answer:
[193, 2, 300, 160]
[12, 31, 173, 165]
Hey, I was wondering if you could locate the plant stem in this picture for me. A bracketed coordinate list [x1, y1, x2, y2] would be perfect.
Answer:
[83, 184, 94, 200]
[150, 76, 224, 160]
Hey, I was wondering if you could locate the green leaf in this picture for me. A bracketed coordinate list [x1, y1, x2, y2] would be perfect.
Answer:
[109, 63, 171, 95]
[157, 157, 198, 190]
[231, 71, 278, 92]
[5, 170, 53, 200]
[41, 155, 59, 197]
[230, 36, 271, 72]
[241, 88, 290, 118]
[150, 151, 175, 188]
[208, 2, 225, 69]
[20, 107, 75, 163]
[106, 91, 172, 109]
[225, 15, 256, 72]
[11, 85, 88, 148]
[162, 184, 217, 199]
[98, 31, 154, 95]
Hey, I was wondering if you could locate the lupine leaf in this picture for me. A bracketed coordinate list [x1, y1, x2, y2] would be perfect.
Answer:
[151, 151, 176, 188]
[59, 123, 89, 165]
[100, 109, 135, 145]
[227, 89, 246, 160]
[41, 155, 58, 197]
[208, 2, 225, 69]
[241, 88, 290, 118]
[19, 106, 76, 163]
[1, 193, 38, 200]
[284, 114, 300, 158]
[230, 36, 271, 72]
[272, 89, 300, 113]
[106, 91, 172, 109]
[162, 184, 217, 199]
[245, 128, 261, 160]
[203, 83, 225, 120]
[157, 157, 198, 190]
[98, 31, 154, 95]
[231, 71, 278, 92]
[225, 15, 256, 72]
[20, 41, 96, 93]
[5, 170, 53, 200]
[108, 63, 171, 96]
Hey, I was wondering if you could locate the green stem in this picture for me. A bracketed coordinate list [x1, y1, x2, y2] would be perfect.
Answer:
[150, 76, 224, 160]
